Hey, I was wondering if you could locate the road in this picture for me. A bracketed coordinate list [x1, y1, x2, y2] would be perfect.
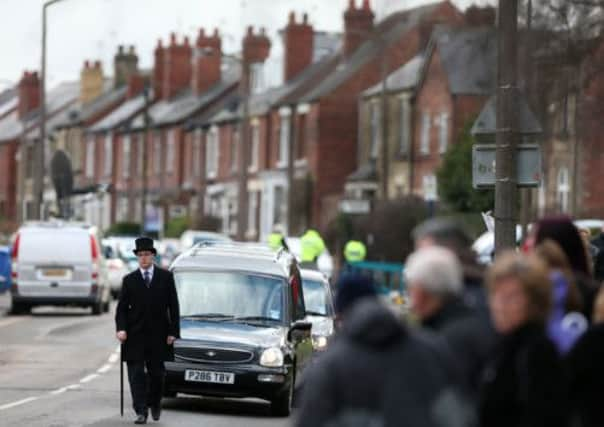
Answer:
[0, 293, 291, 427]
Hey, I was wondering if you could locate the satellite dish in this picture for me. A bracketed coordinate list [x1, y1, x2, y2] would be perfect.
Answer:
[50, 150, 74, 201]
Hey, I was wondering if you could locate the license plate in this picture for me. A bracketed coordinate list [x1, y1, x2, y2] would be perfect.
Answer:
[43, 268, 68, 277]
[184, 369, 235, 384]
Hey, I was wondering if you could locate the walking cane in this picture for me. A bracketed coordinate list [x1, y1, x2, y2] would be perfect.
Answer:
[120, 343, 124, 417]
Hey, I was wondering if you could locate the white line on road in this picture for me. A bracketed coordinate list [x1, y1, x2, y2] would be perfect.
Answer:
[97, 364, 112, 374]
[50, 387, 68, 395]
[0, 397, 39, 411]
[108, 353, 119, 363]
[80, 374, 99, 384]
[66, 384, 81, 391]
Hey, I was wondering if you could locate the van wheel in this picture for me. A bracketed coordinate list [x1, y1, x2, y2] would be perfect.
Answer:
[10, 301, 31, 315]
[91, 301, 103, 315]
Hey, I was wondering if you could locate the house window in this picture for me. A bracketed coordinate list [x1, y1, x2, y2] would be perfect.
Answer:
[231, 128, 239, 173]
[248, 191, 258, 234]
[85, 136, 94, 178]
[399, 94, 411, 155]
[122, 134, 131, 178]
[278, 115, 290, 167]
[25, 145, 34, 179]
[206, 127, 218, 179]
[370, 102, 381, 159]
[136, 134, 144, 175]
[166, 130, 175, 174]
[273, 186, 286, 227]
[154, 132, 161, 175]
[439, 112, 449, 154]
[193, 129, 202, 177]
[420, 112, 431, 155]
[557, 167, 570, 212]
[249, 123, 259, 171]
[104, 132, 112, 176]
[296, 113, 307, 160]
[227, 196, 238, 235]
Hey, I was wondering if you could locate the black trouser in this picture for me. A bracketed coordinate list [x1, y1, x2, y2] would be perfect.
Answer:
[127, 359, 165, 415]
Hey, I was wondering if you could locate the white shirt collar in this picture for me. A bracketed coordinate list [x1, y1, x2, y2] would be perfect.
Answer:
[140, 264, 155, 278]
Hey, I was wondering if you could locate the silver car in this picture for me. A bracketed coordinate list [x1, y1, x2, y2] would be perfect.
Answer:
[301, 269, 335, 352]
[10, 221, 111, 315]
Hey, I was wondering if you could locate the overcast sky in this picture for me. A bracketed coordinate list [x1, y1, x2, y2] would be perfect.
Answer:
[0, 0, 494, 91]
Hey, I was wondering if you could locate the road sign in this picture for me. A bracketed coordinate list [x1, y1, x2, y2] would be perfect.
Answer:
[339, 199, 371, 214]
[472, 144, 542, 189]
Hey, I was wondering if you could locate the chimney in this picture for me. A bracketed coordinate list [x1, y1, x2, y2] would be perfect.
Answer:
[343, 0, 374, 57]
[242, 26, 271, 91]
[114, 44, 139, 88]
[80, 60, 104, 103]
[465, 5, 496, 27]
[18, 71, 41, 118]
[283, 12, 314, 82]
[163, 33, 193, 99]
[127, 73, 146, 99]
[192, 28, 222, 95]
[153, 39, 165, 99]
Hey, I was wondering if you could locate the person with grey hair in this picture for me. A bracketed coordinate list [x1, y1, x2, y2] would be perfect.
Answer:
[412, 218, 488, 319]
[406, 246, 495, 401]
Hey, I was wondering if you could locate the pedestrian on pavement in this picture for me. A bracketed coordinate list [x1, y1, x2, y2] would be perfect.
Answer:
[295, 273, 476, 427]
[405, 246, 495, 399]
[299, 229, 326, 270]
[529, 216, 600, 320]
[412, 218, 488, 319]
[566, 286, 604, 427]
[267, 224, 286, 251]
[343, 239, 367, 264]
[480, 252, 569, 427]
[115, 237, 180, 425]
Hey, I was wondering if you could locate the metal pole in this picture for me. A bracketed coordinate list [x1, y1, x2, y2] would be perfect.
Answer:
[286, 104, 296, 236]
[140, 86, 150, 234]
[495, 0, 519, 254]
[380, 40, 389, 200]
[237, 62, 250, 241]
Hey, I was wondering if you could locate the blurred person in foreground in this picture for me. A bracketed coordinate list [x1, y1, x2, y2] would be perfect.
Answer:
[412, 218, 488, 318]
[534, 240, 588, 354]
[566, 286, 604, 427]
[405, 246, 495, 399]
[295, 273, 475, 427]
[480, 252, 568, 427]
[590, 223, 604, 282]
[526, 216, 600, 319]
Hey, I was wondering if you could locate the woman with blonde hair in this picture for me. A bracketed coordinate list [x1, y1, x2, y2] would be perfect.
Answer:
[479, 252, 568, 427]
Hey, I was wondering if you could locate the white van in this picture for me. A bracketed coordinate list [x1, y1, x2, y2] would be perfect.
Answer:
[10, 221, 111, 315]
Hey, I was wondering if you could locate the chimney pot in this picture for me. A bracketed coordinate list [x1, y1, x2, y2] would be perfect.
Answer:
[289, 11, 295, 24]
[94, 60, 102, 69]
[157, 38, 163, 48]
[199, 27, 205, 37]
[129, 45, 135, 54]
[118, 45, 124, 54]
[170, 32, 177, 45]
[84, 60, 90, 69]
[303, 13, 308, 24]
[362, 0, 370, 11]
[260, 27, 266, 35]
[184, 36, 190, 46]
[247, 26, 254, 36]
[213, 28, 219, 37]
[348, 0, 355, 11]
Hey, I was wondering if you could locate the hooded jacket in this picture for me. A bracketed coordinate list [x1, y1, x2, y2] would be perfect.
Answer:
[295, 299, 475, 427]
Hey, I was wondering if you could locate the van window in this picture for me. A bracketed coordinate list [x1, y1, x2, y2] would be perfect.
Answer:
[19, 231, 92, 263]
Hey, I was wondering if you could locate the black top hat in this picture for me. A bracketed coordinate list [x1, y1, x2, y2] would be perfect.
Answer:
[133, 237, 157, 255]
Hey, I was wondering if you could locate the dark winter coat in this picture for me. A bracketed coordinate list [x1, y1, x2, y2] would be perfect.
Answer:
[423, 298, 495, 397]
[115, 266, 180, 362]
[566, 323, 604, 427]
[479, 323, 569, 427]
[591, 233, 604, 282]
[295, 299, 475, 427]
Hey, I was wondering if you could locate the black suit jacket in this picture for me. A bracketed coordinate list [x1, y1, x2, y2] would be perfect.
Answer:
[115, 266, 180, 362]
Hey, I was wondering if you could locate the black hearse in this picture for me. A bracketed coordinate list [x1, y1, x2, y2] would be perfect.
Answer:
[165, 243, 312, 416]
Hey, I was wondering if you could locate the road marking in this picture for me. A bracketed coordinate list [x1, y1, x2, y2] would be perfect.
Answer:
[108, 353, 119, 363]
[0, 397, 39, 411]
[66, 384, 81, 391]
[50, 387, 68, 395]
[80, 374, 99, 384]
[0, 317, 25, 329]
[97, 364, 112, 374]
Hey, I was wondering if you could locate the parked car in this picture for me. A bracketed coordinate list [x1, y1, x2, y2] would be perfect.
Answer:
[165, 242, 313, 416]
[0, 246, 11, 293]
[102, 239, 130, 299]
[284, 237, 334, 279]
[179, 230, 233, 251]
[10, 221, 111, 315]
[103, 236, 139, 271]
[157, 238, 182, 268]
[472, 219, 604, 264]
[300, 269, 335, 352]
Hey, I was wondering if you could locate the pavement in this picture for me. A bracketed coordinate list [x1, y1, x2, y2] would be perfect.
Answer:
[0, 296, 292, 427]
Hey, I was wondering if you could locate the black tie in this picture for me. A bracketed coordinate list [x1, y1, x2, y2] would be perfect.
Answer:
[144, 270, 151, 288]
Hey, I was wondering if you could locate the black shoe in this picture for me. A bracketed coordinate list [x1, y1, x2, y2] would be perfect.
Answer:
[151, 405, 161, 421]
[134, 413, 147, 424]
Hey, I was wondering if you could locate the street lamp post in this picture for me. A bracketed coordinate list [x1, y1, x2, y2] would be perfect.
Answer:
[237, 60, 250, 241]
[34, 0, 70, 220]
[140, 84, 151, 234]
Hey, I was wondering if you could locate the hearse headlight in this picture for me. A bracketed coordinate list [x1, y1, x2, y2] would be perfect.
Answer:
[260, 347, 284, 367]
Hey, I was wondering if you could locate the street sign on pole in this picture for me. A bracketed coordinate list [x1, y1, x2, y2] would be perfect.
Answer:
[472, 144, 542, 189]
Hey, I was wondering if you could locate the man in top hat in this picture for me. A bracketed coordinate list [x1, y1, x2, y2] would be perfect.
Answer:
[115, 237, 180, 424]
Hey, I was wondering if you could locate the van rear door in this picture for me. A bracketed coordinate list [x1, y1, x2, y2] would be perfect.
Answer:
[16, 229, 94, 298]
